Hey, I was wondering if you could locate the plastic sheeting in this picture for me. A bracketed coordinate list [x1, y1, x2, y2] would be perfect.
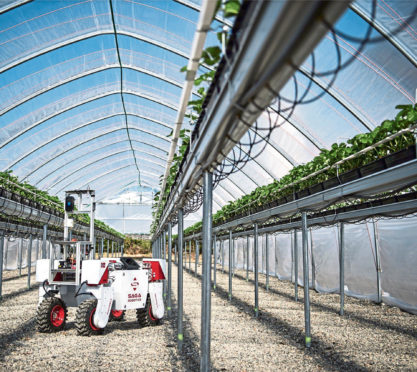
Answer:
[1, 237, 59, 271]
[214, 217, 417, 315]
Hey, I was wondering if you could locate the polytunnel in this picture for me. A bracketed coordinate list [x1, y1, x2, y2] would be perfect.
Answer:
[0, 0, 416, 370]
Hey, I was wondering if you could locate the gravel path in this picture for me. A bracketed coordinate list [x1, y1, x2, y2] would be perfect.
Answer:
[0, 264, 416, 371]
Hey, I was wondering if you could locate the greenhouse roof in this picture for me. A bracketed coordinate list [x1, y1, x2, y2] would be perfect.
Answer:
[0, 0, 416, 233]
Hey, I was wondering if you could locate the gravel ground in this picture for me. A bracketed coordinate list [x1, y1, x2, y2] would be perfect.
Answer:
[0, 264, 416, 371]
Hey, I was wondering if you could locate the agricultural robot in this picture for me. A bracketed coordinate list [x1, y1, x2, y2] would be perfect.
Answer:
[35, 189, 166, 336]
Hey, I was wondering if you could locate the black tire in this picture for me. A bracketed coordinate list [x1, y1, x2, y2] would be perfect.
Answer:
[37, 297, 68, 333]
[75, 299, 104, 336]
[109, 309, 125, 322]
[136, 296, 160, 327]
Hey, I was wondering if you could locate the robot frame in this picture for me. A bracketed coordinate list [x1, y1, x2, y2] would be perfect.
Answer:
[35, 189, 166, 336]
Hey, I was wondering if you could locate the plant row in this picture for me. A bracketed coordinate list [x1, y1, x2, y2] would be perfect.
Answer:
[183, 104, 417, 236]
[0, 173, 124, 240]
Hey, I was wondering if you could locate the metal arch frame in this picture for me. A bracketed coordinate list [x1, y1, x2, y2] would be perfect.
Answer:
[216, 175, 247, 197]
[0, 0, 32, 14]
[0, 29, 191, 75]
[25, 127, 168, 184]
[268, 105, 322, 151]
[248, 126, 297, 167]
[33, 138, 167, 188]
[1, 89, 176, 150]
[77, 163, 158, 191]
[222, 157, 260, 189]
[49, 150, 164, 192]
[1, 61, 200, 117]
[6, 111, 172, 171]
[297, 66, 374, 131]
[95, 178, 159, 203]
[174, 0, 234, 28]
[216, 183, 238, 202]
[350, 3, 417, 70]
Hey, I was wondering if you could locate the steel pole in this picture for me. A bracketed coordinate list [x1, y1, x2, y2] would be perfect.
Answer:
[246, 235, 249, 281]
[373, 220, 382, 303]
[302, 212, 311, 348]
[339, 222, 345, 316]
[228, 230, 232, 301]
[195, 240, 199, 275]
[0, 231, 4, 299]
[100, 238, 104, 258]
[254, 223, 259, 318]
[167, 222, 172, 317]
[18, 237, 23, 277]
[42, 224, 47, 259]
[27, 235, 33, 289]
[221, 240, 224, 273]
[200, 171, 213, 372]
[174, 242, 177, 264]
[36, 238, 40, 260]
[163, 230, 167, 301]
[266, 234, 269, 291]
[294, 229, 298, 302]
[177, 208, 184, 352]
[189, 240, 192, 272]
[163, 232, 166, 261]
[213, 235, 217, 290]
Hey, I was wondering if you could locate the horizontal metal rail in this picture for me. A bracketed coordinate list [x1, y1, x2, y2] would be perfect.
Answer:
[184, 197, 417, 241]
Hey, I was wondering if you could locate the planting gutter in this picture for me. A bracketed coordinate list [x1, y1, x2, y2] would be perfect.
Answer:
[154, 0, 351, 237]
[156, 0, 218, 215]
[0, 195, 122, 241]
[184, 196, 417, 241]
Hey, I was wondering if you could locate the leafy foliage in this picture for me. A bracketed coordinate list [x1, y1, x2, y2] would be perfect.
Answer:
[183, 104, 417, 235]
[0, 170, 124, 240]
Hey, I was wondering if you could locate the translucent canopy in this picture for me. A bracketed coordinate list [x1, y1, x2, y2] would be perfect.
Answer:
[0, 0, 416, 233]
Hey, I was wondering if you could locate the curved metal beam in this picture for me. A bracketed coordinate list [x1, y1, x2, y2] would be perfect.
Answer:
[297, 66, 374, 131]
[1, 89, 176, 150]
[0, 29, 190, 75]
[350, 3, 417, 70]
[269, 106, 322, 150]
[1, 62, 198, 117]
[6, 111, 171, 171]
[33, 139, 166, 188]
[48, 150, 163, 192]
[25, 128, 168, 183]
[0, 0, 32, 14]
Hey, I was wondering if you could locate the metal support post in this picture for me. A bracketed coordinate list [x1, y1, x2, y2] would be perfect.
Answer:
[213, 235, 217, 290]
[221, 240, 224, 273]
[163, 232, 166, 261]
[177, 208, 184, 352]
[200, 171, 213, 372]
[36, 238, 40, 260]
[42, 224, 47, 259]
[163, 230, 167, 301]
[121, 243, 124, 257]
[266, 234, 269, 291]
[339, 222, 345, 316]
[246, 235, 249, 281]
[18, 237, 23, 277]
[112, 241, 115, 257]
[294, 229, 298, 302]
[100, 238, 104, 258]
[195, 240, 199, 275]
[254, 224, 259, 318]
[228, 230, 232, 301]
[167, 223, 172, 317]
[302, 212, 311, 348]
[27, 235, 33, 289]
[189, 240, 191, 272]
[310, 229, 316, 288]
[107, 240, 109, 258]
[0, 231, 4, 299]
[174, 242, 177, 264]
[373, 220, 382, 303]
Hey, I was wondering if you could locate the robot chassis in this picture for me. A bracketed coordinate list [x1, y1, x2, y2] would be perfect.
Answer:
[35, 190, 166, 336]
